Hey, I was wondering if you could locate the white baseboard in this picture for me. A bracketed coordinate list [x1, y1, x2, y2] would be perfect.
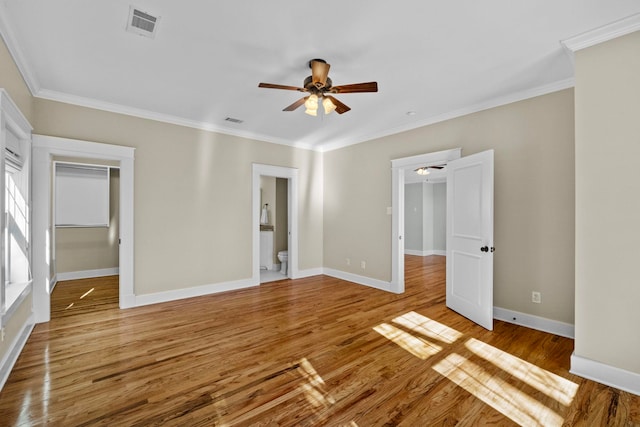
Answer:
[133, 268, 325, 308]
[295, 268, 323, 279]
[134, 277, 257, 307]
[571, 353, 640, 397]
[57, 267, 119, 282]
[493, 306, 575, 339]
[0, 313, 34, 391]
[323, 268, 392, 293]
[404, 249, 446, 257]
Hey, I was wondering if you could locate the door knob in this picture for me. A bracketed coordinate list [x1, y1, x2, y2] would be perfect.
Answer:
[481, 246, 489, 252]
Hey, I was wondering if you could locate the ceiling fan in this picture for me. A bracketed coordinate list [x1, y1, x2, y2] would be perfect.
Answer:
[258, 59, 378, 116]
[415, 165, 446, 175]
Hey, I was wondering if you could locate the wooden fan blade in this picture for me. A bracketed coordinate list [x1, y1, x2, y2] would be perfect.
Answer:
[325, 95, 351, 114]
[429, 165, 445, 169]
[311, 60, 330, 87]
[330, 81, 378, 94]
[259, 83, 307, 92]
[283, 97, 308, 112]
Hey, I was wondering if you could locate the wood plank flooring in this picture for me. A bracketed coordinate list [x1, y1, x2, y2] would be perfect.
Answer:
[1, 256, 639, 426]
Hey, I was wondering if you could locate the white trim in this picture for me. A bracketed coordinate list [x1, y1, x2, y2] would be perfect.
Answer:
[323, 268, 396, 294]
[295, 268, 323, 279]
[32, 134, 134, 158]
[134, 268, 323, 307]
[0, 313, 34, 391]
[561, 13, 640, 53]
[252, 164, 299, 285]
[391, 148, 463, 169]
[493, 306, 575, 339]
[404, 249, 446, 257]
[571, 353, 640, 397]
[0, 89, 33, 135]
[32, 134, 135, 323]
[57, 267, 119, 282]
[135, 278, 257, 307]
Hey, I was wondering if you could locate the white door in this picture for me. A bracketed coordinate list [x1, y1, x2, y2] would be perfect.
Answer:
[446, 150, 494, 330]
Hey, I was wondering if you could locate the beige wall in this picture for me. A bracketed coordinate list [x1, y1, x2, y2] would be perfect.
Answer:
[33, 98, 324, 295]
[324, 89, 575, 324]
[0, 36, 33, 123]
[55, 169, 120, 273]
[574, 31, 640, 374]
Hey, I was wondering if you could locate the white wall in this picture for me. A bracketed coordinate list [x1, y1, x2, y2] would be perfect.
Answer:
[404, 182, 446, 256]
[404, 183, 423, 252]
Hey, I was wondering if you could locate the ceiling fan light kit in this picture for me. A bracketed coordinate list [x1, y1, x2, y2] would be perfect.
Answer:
[259, 59, 378, 116]
[415, 165, 446, 175]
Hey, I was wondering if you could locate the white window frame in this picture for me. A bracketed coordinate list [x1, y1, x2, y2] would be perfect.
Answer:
[0, 89, 33, 327]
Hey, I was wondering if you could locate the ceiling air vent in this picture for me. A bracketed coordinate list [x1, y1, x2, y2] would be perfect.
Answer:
[126, 6, 159, 38]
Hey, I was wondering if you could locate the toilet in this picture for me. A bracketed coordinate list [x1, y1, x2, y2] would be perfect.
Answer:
[277, 250, 288, 275]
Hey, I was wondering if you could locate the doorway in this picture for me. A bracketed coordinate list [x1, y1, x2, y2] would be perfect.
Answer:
[390, 149, 462, 293]
[259, 176, 290, 283]
[51, 160, 121, 314]
[403, 180, 447, 258]
[392, 148, 495, 330]
[252, 164, 299, 284]
[32, 135, 135, 323]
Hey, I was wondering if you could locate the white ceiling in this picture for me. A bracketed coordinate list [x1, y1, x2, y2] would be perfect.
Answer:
[1, 1, 639, 151]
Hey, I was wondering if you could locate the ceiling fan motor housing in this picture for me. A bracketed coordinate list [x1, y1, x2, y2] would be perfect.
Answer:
[304, 75, 332, 92]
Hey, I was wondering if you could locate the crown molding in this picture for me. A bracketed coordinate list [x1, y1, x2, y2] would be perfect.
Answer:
[561, 13, 640, 53]
[320, 77, 575, 152]
[0, 5, 40, 95]
[35, 89, 317, 151]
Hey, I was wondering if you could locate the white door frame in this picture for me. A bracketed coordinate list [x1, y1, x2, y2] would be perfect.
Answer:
[32, 135, 135, 323]
[252, 164, 298, 283]
[390, 148, 462, 293]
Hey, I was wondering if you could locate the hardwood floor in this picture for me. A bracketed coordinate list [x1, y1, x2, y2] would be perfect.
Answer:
[1, 256, 639, 426]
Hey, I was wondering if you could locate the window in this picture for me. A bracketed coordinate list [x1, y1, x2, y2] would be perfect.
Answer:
[0, 90, 32, 319]
[3, 171, 30, 310]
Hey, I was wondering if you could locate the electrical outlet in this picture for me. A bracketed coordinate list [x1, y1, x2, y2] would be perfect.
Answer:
[346, 258, 351, 266]
[361, 261, 366, 269]
[532, 291, 541, 304]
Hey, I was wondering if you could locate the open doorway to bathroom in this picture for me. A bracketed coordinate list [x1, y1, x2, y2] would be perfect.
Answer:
[259, 176, 289, 283]
[252, 163, 299, 285]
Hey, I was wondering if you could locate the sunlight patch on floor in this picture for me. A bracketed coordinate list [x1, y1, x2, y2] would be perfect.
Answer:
[392, 311, 463, 344]
[465, 338, 578, 406]
[373, 323, 442, 360]
[80, 288, 94, 299]
[433, 353, 564, 427]
[297, 358, 335, 409]
[375, 312, 576, 425]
